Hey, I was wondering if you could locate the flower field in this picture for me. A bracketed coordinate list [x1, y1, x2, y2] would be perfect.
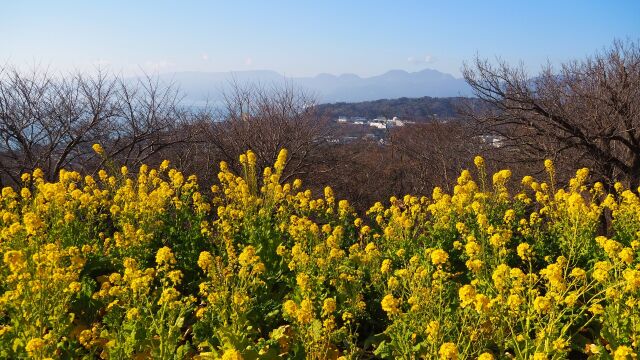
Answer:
[1, 148, 639, 359]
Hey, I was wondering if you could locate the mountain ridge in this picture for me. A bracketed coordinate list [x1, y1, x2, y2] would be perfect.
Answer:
[155, 68, 472, 104]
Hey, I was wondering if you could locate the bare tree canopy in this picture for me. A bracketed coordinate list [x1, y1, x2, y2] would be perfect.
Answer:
[463, 39, 640, 187]
[203, 80, 333, 182]
[0, 66, 191, 185]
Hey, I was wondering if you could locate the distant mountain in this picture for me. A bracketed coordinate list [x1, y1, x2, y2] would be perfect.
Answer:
[156, 69, 472, 105]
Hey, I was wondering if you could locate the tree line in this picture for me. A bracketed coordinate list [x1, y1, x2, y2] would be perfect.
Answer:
[316, 96, 485, 121]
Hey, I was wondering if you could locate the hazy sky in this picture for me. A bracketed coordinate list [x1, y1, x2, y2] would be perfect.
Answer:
[2, 1, 639, 77]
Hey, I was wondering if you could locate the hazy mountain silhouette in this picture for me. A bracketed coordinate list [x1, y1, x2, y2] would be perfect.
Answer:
[156, 69, 472, 105]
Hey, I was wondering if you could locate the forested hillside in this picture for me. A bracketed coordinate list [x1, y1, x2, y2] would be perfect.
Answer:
[317, 96, 487, 120]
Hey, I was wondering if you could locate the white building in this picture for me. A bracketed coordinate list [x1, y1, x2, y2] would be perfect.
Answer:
[391, 116, 405, 127]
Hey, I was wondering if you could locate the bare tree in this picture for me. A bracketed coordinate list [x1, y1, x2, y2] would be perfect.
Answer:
[462, 39, 640, 187]
[309, 121, 482, 212]
[203, 80, 333, 182]
[0, 66, 192, 185]
[104, 74, 192, 168]
[388, 121, 481, 193]
[0, 67, 111, 183]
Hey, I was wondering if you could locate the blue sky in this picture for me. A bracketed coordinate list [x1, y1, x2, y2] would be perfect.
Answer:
[1, 1, 639, 77]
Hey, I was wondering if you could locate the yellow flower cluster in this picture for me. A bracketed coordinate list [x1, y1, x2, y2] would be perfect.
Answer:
[0, 151, 639, 358]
